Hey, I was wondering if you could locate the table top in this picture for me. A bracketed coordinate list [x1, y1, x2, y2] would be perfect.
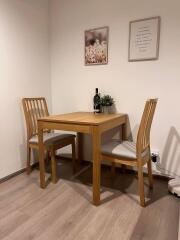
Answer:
[38, 112, 127, 126]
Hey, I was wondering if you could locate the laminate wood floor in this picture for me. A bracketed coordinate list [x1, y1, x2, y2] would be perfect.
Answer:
[0, 159, 179, 240]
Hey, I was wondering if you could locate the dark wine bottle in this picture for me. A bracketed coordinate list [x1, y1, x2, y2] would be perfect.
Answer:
[93, 88, 101, 113]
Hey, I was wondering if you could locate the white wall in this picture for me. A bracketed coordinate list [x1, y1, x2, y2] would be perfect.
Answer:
[0, 0, 51, 179]
[50, 0, 180, 177]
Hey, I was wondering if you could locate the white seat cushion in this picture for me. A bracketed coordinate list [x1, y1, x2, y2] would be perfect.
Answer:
[101, 140, 137, 159]
[29, 132, 75, 145]
[101, 140, 148, 160]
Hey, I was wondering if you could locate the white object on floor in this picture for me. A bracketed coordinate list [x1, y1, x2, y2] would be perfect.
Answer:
[168, 178, 180, 197]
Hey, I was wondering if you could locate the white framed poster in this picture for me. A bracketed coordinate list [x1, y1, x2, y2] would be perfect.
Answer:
[128, 16, 160, 61]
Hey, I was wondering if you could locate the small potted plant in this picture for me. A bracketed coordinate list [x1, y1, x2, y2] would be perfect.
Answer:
[100, 95, 115, 114]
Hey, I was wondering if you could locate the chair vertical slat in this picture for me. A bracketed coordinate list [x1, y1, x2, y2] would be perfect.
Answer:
[142, 101, 149, 149]
[35, 99, 41, 118]
[143, 102, 151, 149]
[26, 101, 33, 135]
[44, 98, 49, 116]
[23, 100, 31, 138]
[29, 100, 36, 135]
[32, 99, 38, 134]
[145, 103, 153, 147]
[40, 99, 45, 117]
[137, 99, 158, 159]
[142, 101, 151, 149]
[22, 97, 76, 178]
[27, 100, 35, 136]
[146, 101, 157, 147]
[22, 97, 50, 138]
[101, 98, 158, 207]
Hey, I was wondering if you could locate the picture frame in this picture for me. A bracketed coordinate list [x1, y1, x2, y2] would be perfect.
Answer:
[85, 26, 109, 66]
[128, 16, 160, 61]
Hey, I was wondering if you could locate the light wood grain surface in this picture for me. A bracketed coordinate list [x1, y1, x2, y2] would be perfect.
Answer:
[101, 99, 158, 207]
[0, 160, 179, 240]
[22, 98, 76, 181]
[38, 112, 126, 125]
[37, 112, 127, 206]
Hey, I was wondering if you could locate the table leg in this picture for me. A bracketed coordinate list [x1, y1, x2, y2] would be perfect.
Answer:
[122, 122, 127, 141]
[77, 132, 83, 163]
[38, 123, 46, 188]
[92, 126, 101, 206]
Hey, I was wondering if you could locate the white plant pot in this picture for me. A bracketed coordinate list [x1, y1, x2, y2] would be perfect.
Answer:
[102, 106, 110, 114]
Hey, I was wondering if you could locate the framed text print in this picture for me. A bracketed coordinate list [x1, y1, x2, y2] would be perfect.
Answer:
[128, 17, 160, 61]
[85, 26, 108, 65]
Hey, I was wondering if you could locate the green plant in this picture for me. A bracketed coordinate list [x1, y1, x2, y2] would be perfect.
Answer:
[100, 95, 114, 107]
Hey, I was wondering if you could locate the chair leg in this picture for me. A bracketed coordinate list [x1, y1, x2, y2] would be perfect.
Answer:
[72, 140, 76, 173]
[45, 150, 51, 165]
[26, 146, 31, 174]
[111, 162, 116, 179]
[137, 165, 145, 207]
[121, 164, 127, 173]
[51, 149, 57, 184]
[147, 159, 153, 189]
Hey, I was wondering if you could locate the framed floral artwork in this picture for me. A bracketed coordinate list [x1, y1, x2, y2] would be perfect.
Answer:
[85, 26, 108, 65]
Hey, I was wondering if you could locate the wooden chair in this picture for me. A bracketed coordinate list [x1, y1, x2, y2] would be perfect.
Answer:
[101, 99, 158, 207]
[22, 97, 76, 183]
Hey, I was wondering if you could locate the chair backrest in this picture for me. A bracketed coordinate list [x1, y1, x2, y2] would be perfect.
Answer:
[136, 99, 158, 159]
[22, 97, 49, 139]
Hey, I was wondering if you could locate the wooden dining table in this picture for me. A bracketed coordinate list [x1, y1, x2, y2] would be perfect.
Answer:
[37, 112, 127, 206]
